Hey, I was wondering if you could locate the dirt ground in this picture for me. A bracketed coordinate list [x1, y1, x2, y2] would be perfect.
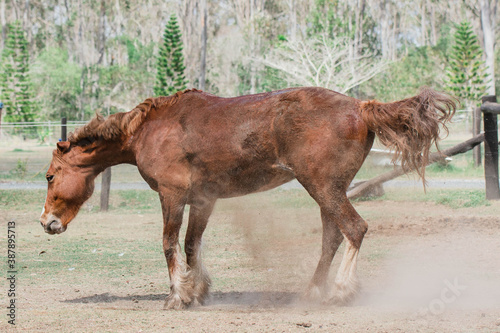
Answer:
[2, 189, 500, 332]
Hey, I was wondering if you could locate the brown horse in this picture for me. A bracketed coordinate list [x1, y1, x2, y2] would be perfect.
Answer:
[39, 87, 455, 309]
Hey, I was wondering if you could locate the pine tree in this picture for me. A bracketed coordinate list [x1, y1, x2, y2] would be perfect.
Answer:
[445, 21, 489, 109]
[0, 21, 37, 123]
[154, 15, 188, 96]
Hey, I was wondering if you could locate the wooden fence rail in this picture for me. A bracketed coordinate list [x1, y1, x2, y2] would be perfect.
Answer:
[347, 134, 485, 200]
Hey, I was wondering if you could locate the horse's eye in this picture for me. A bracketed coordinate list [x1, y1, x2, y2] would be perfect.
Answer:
[46, 175, 54, 182]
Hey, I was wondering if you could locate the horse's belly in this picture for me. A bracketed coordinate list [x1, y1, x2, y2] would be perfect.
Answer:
[224, 170, 295, 197]
[192, 165, 295, 199]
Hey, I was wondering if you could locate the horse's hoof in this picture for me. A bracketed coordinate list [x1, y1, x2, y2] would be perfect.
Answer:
[192, 292, 210, 307]
[302, 285, 324, 303]
[192, 276, 211, 306]
[329, 281, 360, 305]
[164, 293, 188, 310]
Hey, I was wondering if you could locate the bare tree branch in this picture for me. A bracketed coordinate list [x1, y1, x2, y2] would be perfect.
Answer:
[256, 34, 389, 93]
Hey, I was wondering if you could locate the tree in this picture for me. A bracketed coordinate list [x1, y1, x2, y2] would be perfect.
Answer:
[445, 21, 489, 110]
[259, 33, 387, 94]
[154, 15, 188, 96]
[0, 20, 37, 123]
[479, 0, 497, 96]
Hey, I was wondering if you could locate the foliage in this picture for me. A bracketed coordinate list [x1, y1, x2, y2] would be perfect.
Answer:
[359, 46, 444, 101]
[10, 159, 28, 179]
[31, 39, 155, 121]
[0, 1, 494, 125]
[0, 21, 38, 123]
[31, 48, 82, 120]
[307, 0, 378, 55]
[154, 15, 188, 96]
[445, 21, 488, 109]
[37, 126, 52, 144]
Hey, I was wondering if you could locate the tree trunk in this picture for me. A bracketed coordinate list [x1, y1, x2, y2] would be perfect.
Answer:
[249, 3, 256, 94]
[24, 0, 31, 50]
[288, 0, 297, 41]
[420, 0, 427, 46]
[11, 0, 20, 20]
[480, 0, 497, 96]
[391, 3, 397, 60]
[379, 0, 389, 59]
[199, 0, 207, 91]
[0, 0, 5, 49]
[430, 3, 437, 46]
[97, 0, 106, 65]
[354, 0, 366, 57]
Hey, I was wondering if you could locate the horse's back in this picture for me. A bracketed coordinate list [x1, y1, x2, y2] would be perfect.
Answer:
[134, 87, 372, 198]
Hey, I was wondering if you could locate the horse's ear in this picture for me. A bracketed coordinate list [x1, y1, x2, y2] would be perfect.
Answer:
[57, 141, 70, 153]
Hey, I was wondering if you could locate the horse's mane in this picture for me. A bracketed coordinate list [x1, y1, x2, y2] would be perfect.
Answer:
[69, 89, 199, 144]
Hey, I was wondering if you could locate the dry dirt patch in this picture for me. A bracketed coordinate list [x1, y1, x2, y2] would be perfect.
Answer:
[1, 192, 500, 332]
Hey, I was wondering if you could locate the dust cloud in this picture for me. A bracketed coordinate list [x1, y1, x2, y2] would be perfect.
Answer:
[357, 229, 500, 314]
[214, 196, 500, 314]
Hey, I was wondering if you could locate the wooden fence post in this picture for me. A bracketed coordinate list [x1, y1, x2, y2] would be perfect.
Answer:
[473, 107, 482, 167]
[481, 95, 500, 200]
[100, 167, 111, 212]
[61, 117, 67, 141]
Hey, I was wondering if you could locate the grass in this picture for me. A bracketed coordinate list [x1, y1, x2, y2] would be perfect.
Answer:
[0, 189, 46, 209]
[422, 189, 490, 208]
[12, 148, 34, 152]
[363, 188, 490, 209]
[115, 190, 161, 212]
[23, 236, 165, 280]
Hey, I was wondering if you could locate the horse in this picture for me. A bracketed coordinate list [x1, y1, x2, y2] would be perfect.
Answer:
[39, 87, 456, 309]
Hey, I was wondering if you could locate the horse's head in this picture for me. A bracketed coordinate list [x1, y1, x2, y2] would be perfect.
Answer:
[40, 141, 97, 235]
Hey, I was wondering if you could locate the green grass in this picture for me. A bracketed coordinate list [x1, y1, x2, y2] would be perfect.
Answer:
[269, 188, 316, 208]
[11, 148, 34, 152]
[115, 190, 160, 212]
[0, 189, 46, 209]
[376, 188, 490, 208]
[424, 189, 489, 208]
[21, 237, 164, 281]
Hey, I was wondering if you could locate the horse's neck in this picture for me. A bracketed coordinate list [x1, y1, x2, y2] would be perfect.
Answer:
[84, 140, 136, 173]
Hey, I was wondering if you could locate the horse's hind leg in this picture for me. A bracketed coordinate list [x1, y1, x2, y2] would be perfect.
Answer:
[329, 197, 367, 304]
[304, 208, 344, 301]
[301, 184, 367, 304]
[184, 198, 215, 306]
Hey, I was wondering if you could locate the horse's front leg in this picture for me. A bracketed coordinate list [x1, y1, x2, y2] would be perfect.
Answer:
[159, 190, 192, 310]
[184, 197, 216, 306]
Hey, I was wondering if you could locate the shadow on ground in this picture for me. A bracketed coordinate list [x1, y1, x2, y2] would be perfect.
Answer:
[63, 291, 300, 307]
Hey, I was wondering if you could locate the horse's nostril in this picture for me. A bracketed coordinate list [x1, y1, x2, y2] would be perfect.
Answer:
[47, 220, 57, 229]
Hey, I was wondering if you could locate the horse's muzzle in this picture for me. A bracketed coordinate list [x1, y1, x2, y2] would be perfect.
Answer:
[41, 217, 66, 235]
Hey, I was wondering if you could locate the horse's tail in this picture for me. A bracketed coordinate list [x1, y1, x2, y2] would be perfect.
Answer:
[360, 88, 457, 182]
